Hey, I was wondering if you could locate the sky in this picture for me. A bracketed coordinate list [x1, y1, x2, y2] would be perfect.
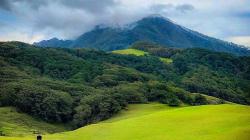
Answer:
[0, 0, 249, 47]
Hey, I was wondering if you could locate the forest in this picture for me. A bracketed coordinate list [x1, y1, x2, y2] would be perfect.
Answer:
[0, 41, 249, 129]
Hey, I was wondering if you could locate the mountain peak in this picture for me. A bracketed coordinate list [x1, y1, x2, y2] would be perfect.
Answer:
[140, 14, 175, 23]
[34, 16, 250, 55]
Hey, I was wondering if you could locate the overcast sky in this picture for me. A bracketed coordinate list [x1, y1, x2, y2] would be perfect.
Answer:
[0, 0, 249, 47]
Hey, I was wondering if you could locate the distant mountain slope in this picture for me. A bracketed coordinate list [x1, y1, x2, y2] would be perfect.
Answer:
[34, 16, 250, 56]
[33, 37, 73, 48]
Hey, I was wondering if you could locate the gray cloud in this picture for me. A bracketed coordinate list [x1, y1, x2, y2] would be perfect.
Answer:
[150, 3, 195, 15]
[0, 0, 47, 11]
[176, 4, 194, 13]
[0, 0, 116, 13]
[150, 4, 174, 13]
[60, 0, 117, 13]
[0, 0, 249, 45]
[0, 0, 12, 10]
[0, 0, 118, 39]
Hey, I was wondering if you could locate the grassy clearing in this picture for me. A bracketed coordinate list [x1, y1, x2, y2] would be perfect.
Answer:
[112, 49, 173, 64]
[0, 107, 68, 137]
[112, 49, 148, 56]
[159, 57, 173, 63]
[1, 104, 249, 140]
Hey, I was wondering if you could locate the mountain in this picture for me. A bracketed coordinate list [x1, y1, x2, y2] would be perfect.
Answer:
[34, 16, 250, 55]
[33, 37, 73, 48]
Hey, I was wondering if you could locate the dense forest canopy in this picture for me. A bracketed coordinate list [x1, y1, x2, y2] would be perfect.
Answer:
[0, 41, 249, 129]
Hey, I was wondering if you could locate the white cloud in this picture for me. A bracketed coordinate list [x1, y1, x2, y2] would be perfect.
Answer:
[0, 31, 45, 43]
[226, 36, 250, 48]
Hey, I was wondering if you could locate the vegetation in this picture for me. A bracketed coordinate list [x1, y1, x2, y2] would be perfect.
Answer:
[159, 57, 173, 63]
[112, 49, 148, 56]
[0, 41, 249, 132]
[0, 107, 68, 136]
[0, 104, 249, 140]
[112, 44, 173, 64]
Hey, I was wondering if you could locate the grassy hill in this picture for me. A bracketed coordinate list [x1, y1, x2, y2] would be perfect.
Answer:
[0, 107, 68, 137]
[0, 41, 250, 139]
[0, 103, 249, 140]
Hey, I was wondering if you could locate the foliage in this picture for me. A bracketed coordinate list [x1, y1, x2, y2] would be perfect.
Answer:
[0, 41, 249, 130]
[0, 107, 68, 136]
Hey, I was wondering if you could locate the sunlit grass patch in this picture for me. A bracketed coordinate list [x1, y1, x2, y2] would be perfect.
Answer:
[112, 49, 148, 56]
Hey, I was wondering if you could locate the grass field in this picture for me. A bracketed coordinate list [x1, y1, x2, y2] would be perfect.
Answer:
[159, 57, 173, 63]
[112, 49, 148, 56]
[112, 49, 173, 63]
[0, 103, 249, 140]
[0, 107, 68, 137]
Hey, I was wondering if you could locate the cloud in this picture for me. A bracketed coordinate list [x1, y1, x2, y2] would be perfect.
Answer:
[0, 0, 249, 44]
[0, 0, 12, 10]
[227, 36, 250, 48]
[0, 0, 47, 11]
[60, 0, 117, 13]
[0, 0, 116, 13]
[150, 3, 194, 15]
[0, 0, 119, 40]
[150, 4, 174, 13]
[176, 4, 194, 13]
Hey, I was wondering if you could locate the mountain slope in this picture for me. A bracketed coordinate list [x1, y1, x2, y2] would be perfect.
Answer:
[34, 16, 250, 55]
[33, 38, 73, 48]
[0, 41, 249, 133]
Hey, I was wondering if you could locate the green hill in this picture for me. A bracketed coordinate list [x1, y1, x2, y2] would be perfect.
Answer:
[0, 41, 250, 139]
[0, 103, 249, 140]
[0, 107, 68, 137]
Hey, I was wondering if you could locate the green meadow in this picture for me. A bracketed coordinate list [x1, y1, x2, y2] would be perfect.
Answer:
[0, 103, 249, 140]
[112, 48, 173, 63]
[159, 57, 173, 64]
[112, 48, 148, 56]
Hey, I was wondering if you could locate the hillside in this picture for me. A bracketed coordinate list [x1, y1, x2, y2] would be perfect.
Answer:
[34, 16, 250, 56]
[0, 41, 249, 133]
[112, 44, 173, 64]
[0, 107, 68, 136]
[0, 103, 249, 140]
[33, 38, 73, 48]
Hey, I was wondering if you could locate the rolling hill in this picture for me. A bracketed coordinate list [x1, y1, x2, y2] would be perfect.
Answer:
[0, 41, 250, 140]
[0, 107, 68, 137]
[0, 103, 249, 140]
[34, 16, 250, 56]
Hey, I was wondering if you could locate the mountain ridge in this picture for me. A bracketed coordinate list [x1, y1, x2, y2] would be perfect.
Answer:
[34, 16, 250, 56]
